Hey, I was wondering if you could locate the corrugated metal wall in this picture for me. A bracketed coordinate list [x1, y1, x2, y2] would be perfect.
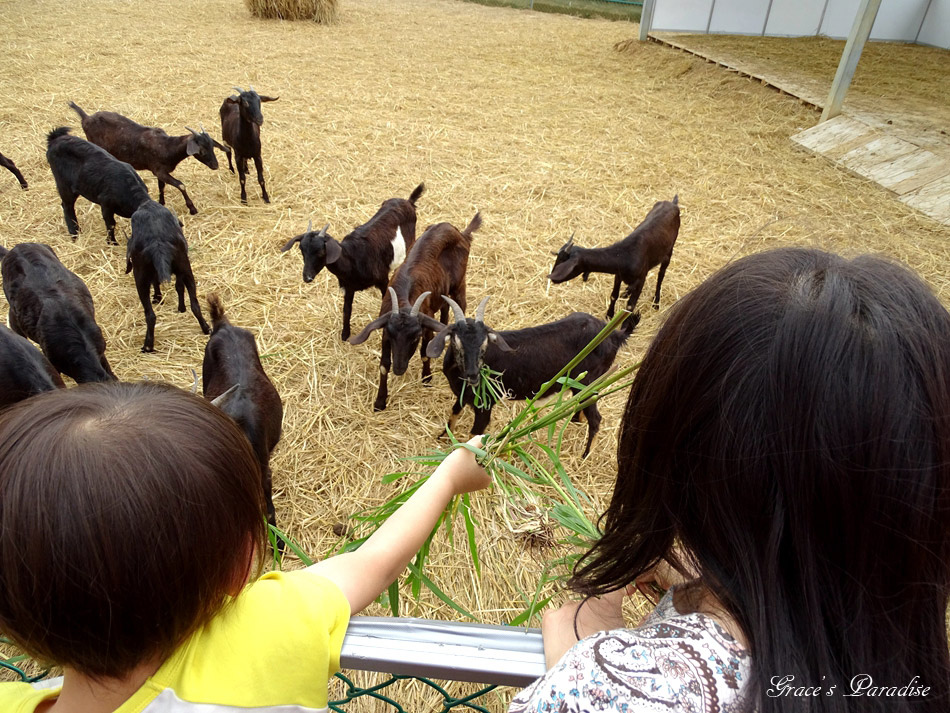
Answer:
[651, 0, 950, 49]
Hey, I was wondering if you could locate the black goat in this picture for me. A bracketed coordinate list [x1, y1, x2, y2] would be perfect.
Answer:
[219, 86, 278, 204]
[203, 293, 283, 549]
[125, 200, 210, 352]
[0, 243, 117, 383]
[0, 151, 28, 189]
[427, 297, 638, 457]
[349, 212, 481, 412]
[46, 126, 152, 245]
[69, 102, 219, 215]
[0, 323, 66, 408]
[549, 195, 680, 318]
[280, 183, 425, 341]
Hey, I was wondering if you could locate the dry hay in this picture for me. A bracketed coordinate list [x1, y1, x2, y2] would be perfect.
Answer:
[1, 0, 950, 706]
[245, 0, 339, 23]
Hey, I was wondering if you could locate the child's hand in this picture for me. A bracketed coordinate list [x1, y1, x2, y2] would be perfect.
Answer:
[435, 435, 491, 495]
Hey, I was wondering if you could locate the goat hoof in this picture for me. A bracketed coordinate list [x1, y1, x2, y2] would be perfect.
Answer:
[141, 345, 155, 353]
[19, 183, 28, 190]
[200, 323, 211, 335]
[652, 303, 660, 311]
[373, 402, 387, 412]
[340, 330, 350, 342]
[188, 207, 198, 216]
[152, 296, 162, 305]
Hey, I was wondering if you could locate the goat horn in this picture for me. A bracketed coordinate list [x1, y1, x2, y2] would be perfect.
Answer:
[474, 296, 490, 323]
[320, 223, 329, 236]
[567, 231, 575, 247]
[388, 286, 400, 316]
[307, 219, 313, 233]
[190, 369, 199, 395]
[442, 295, 467, 324]
[232, 86, 244, 94]
[249, 84, 256, 92]
[210, 383, 240, 408]
[185, 126, 200, 137]
[200, 122, 206, 133]
[410, 291, 431, 317]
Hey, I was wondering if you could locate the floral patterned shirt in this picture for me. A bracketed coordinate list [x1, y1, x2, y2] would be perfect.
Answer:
[509, 589, 751, 712]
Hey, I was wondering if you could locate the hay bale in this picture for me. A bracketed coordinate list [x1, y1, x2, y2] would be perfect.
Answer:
[244, 0, 339, 23]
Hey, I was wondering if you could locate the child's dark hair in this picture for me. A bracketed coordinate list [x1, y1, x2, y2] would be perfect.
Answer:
[0, 381, 268, 679]
[571, 248, 950, 712]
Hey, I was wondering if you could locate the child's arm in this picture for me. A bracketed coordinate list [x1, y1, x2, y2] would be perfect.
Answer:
[305, 437, 490, 614]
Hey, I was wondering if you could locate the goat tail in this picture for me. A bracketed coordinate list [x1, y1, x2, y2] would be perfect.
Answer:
[462, 211, 482, 237]
[68, 101, 88, 121]
[207, 292, 227, 327]
[409, 183, 425, 205]
[47, 127, 72, 145]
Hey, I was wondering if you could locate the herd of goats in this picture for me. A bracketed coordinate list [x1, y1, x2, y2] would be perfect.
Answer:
[0, 87, 681, 540]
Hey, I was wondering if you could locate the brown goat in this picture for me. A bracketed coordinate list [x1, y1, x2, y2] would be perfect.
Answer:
[219, 86, 278, 204]
[549, 195, 680, 318]
[349, 212, 481, 411]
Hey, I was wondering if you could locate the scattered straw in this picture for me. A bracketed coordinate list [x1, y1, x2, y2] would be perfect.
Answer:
[1, 0, 949, 706]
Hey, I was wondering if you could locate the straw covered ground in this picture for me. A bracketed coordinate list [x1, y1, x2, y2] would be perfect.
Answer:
[1, 0, 949, 705]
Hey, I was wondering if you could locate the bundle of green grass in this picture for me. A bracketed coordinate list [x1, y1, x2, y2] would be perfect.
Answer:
[244, 0, 338, 23]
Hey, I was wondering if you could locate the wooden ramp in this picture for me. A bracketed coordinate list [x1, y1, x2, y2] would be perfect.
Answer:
[792, 117, 950, 226]
[649, 33, 950, 228]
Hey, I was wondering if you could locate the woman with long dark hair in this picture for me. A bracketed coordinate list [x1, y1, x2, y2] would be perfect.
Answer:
[511, 248, 950, 713]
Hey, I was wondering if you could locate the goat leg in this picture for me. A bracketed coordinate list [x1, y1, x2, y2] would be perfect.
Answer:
[253, 155, 269, 204]
[262, 465, 283, 555]
[373, 335, 392, 412]
[471, 406, 492, 437]
[237, 157, 249, 204]
[341, 288, 355, 342]
[420, 327, 434, 386]
[581, 404, 602, 459]
[0, 153, 27, 189]
[179, 268, 210, 334]
[101, 206, 119, 246]
[61, 196, 81, 238]
[152, 277, 163, 304]
[157, 171, 198, 215]
[135, 271, 157, 353]
[653, 259, 670, 310]
[623, 275, 647, 315]
[606, 275, 623, 319]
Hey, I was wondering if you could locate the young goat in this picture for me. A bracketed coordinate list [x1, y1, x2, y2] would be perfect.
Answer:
[0, 323, 66, 408]
[349, 212, 481, 412]
[0, 151, 28, 189]
[202, 293, 283, 549]
[46, 127, 152, 245]
[69, 102, 219, 215]
[549, 195, 680, 318]
[125, 201, 210, 352]
[219, 86, 278, 204]
[427, 297, 638, 457]
[0, 243, 117, 383]
[280, 183, 425, 341]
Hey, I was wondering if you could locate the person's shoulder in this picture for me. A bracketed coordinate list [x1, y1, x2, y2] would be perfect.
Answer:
[0, 680, 60, 712]
[510, 597, 750, 713]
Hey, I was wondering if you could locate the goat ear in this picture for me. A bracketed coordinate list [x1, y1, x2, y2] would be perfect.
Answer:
[324, 237, 342, 265]
[488, 331, 513, 352]
[348, 314, 390, 345]
[186, 137, 200, 156]
[425, 328, 452, 358]
[280, 235, 303, 252]
[258, 95, 279, 102]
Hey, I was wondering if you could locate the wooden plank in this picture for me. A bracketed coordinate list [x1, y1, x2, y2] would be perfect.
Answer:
[900, 175, 950, 225]
[792, 116, 880, 158]
[872, 151, 950, 196]
[838, 136, 919, 177]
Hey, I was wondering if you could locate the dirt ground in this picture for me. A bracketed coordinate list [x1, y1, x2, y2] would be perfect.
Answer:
[1, 0, 948, 706]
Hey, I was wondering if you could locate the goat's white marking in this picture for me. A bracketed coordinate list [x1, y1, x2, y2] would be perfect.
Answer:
[389, 226, 407, 272]
[380, 365, 388, 376]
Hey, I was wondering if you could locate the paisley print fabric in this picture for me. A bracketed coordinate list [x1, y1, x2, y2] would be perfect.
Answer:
[509, 589, 750, 712]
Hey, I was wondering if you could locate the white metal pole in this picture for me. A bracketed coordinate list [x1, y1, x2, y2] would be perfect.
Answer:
[639, 0, 656, 41]
[820, 0, 882, 122]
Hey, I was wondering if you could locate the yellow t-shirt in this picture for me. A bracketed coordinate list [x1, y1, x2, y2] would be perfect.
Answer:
[0, 569, 350, 713]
